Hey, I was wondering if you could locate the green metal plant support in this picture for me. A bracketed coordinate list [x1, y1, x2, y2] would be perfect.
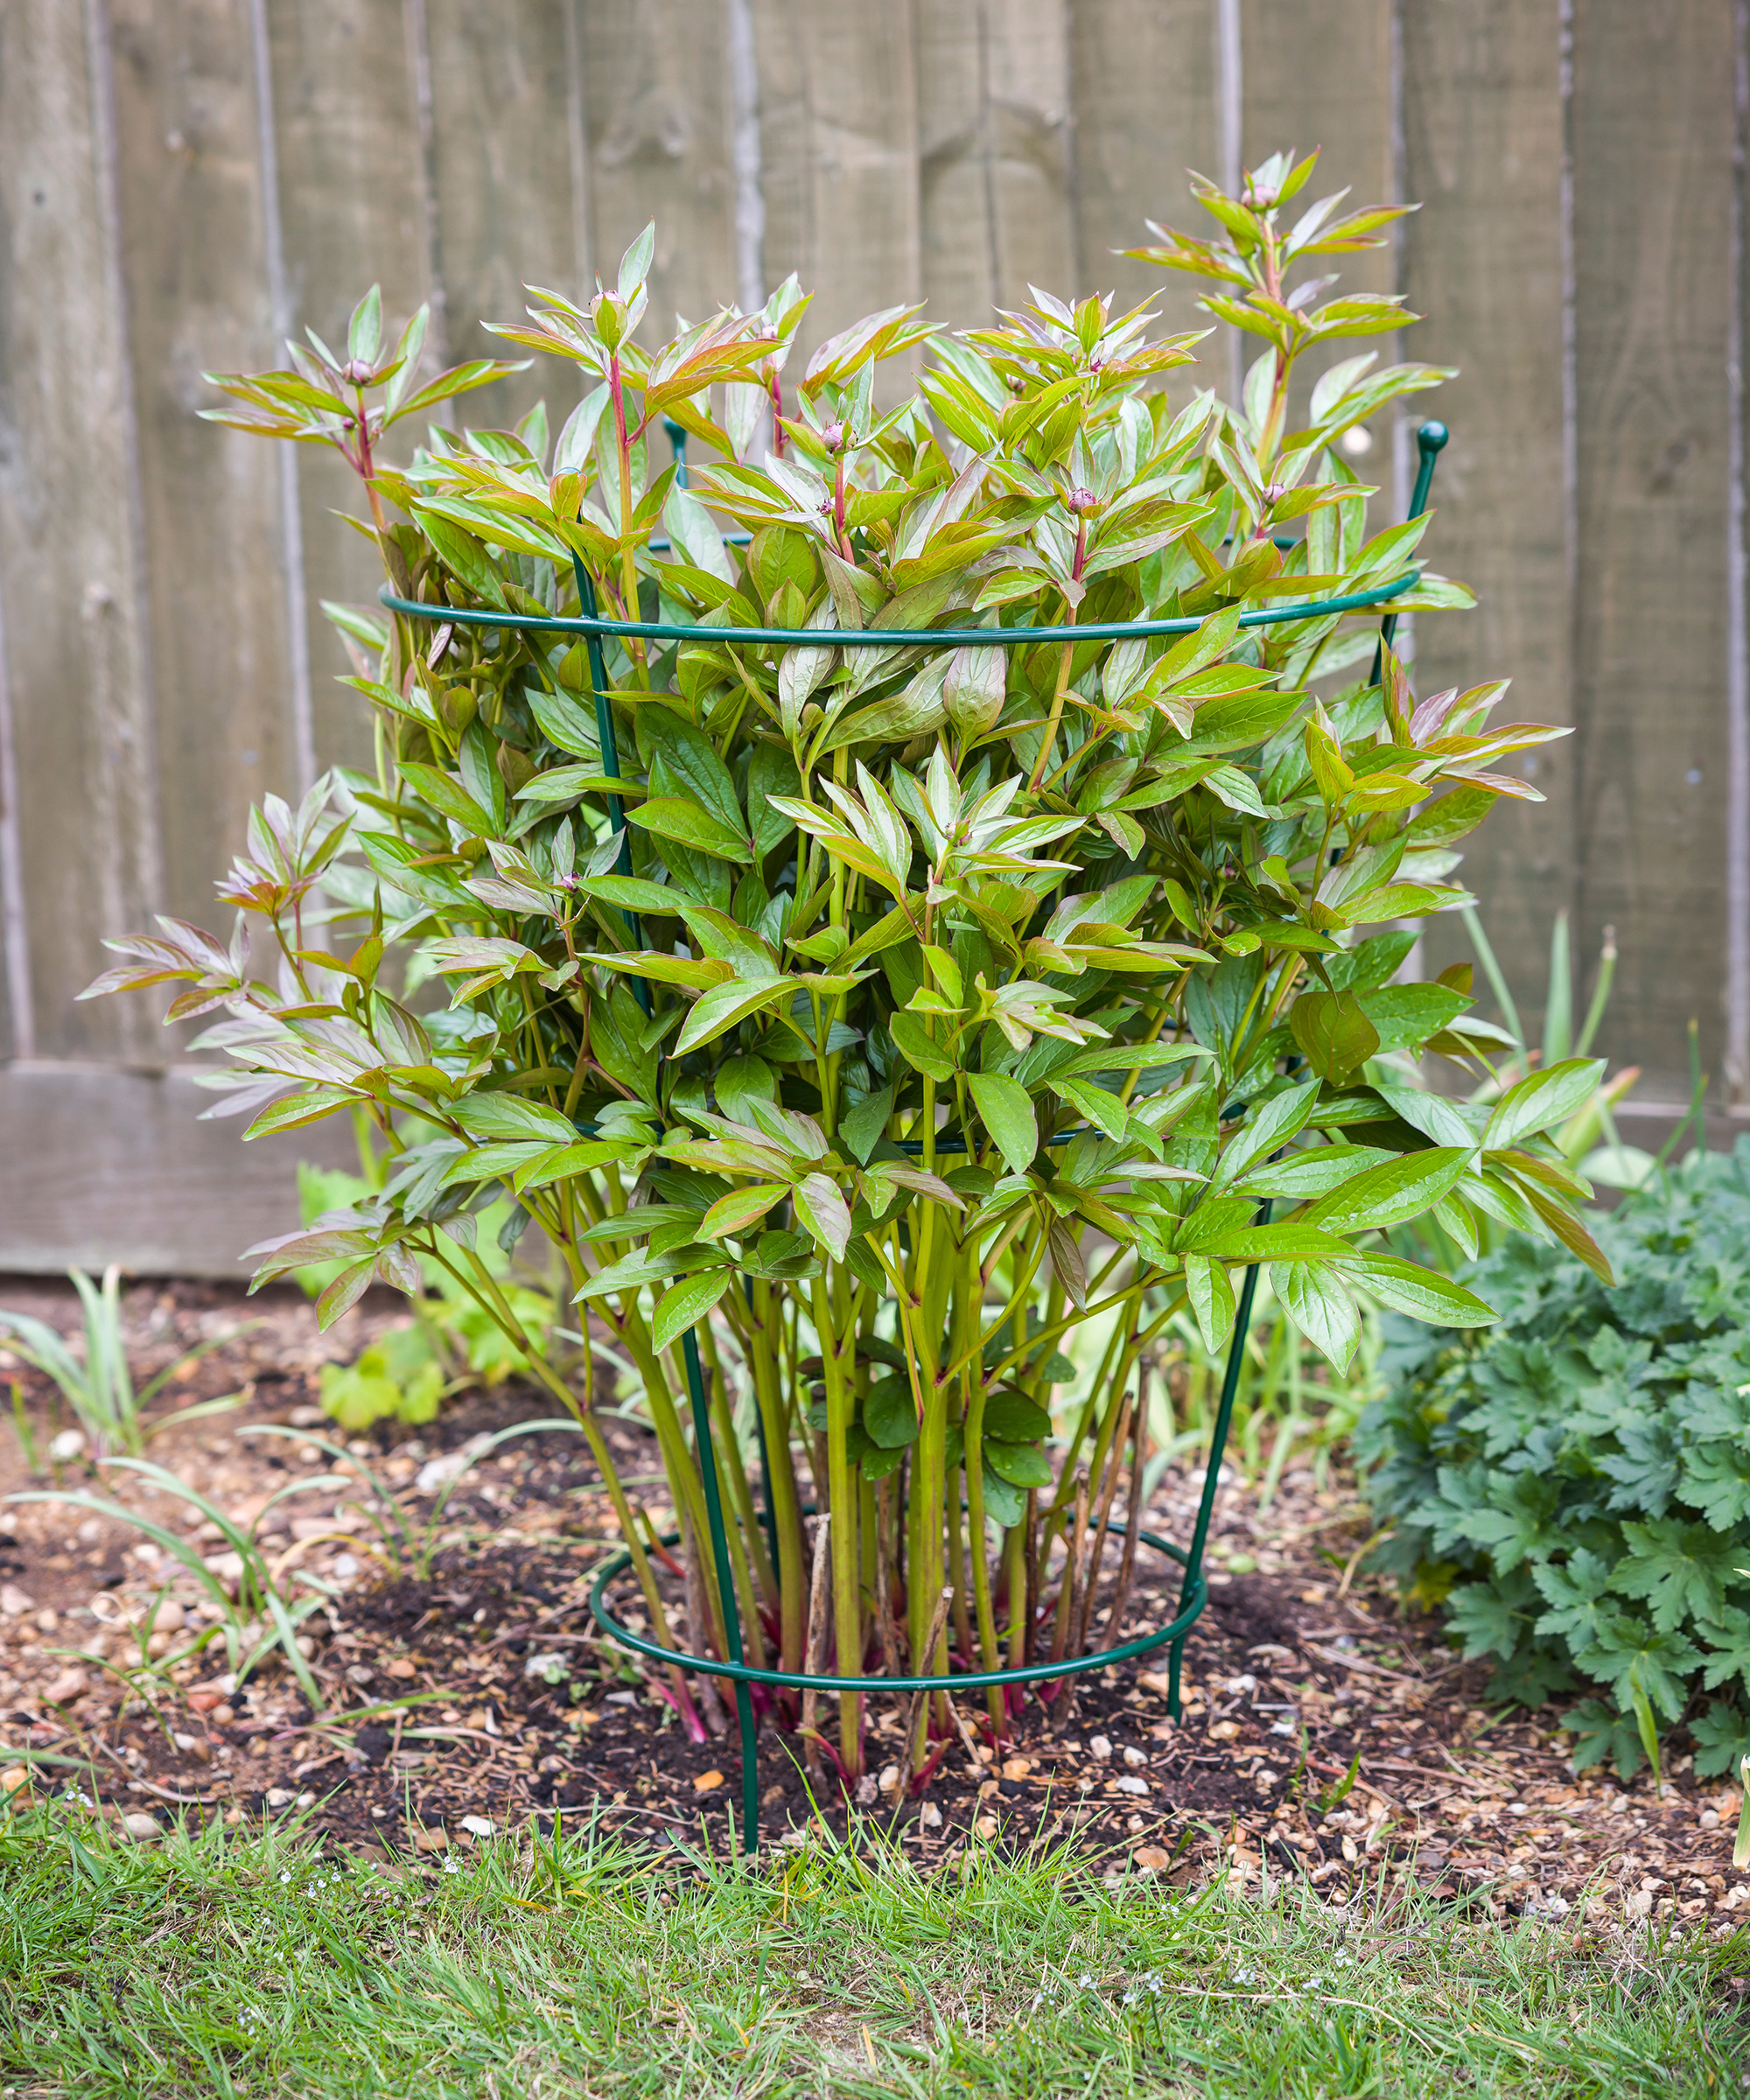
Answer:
[381, 418, 1450, 1856]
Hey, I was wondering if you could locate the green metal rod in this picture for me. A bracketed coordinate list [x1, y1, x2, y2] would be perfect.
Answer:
[570, 553, 648, 1017]
[1166, 1200, 1271, 1716]
[1369, 419, 1448, 682]
[682, 1326, 760, 1856]
[381, 567, 1420, 648]
[591, 1531, 1203, 1694]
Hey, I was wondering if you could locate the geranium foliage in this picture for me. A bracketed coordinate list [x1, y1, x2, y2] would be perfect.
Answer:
[1361, 1141, 1750, 1782]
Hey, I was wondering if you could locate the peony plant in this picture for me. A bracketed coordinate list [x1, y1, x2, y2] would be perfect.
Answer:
[86, 152, 1600, 1777]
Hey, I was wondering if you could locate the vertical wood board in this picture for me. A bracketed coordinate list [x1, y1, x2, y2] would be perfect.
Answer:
[1568, 0, 1736, 1096]
[578, 2, 739, 346]
[914, 0, 1074, 331]
[106, 0, 298, 930]
[0, 0, 161, 1063]
[750, 1, 923, 380]
[1065, 0, 1220, 389]
[1398, 1, 1573, 1019]
[423, 0, 590, 441]
[266, 0, 430, 770]
[1238, 0, 1397, 466]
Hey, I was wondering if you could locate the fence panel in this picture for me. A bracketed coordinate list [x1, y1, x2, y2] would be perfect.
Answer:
[0, 0, 1741, 1270]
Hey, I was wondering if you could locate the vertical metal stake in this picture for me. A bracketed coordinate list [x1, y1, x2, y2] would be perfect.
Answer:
[571, 554, 647, 1012]
[1369, 419, 1448, 684]
[1168, 1201, 1271, 1718]
[682, 1326, 760, 1856]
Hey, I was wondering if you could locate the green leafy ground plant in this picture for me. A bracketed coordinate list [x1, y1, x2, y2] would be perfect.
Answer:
[1361, 1139, 1750, 1783]
[83, 151, 1595, 1777]
[296, 1161, 556, 1429]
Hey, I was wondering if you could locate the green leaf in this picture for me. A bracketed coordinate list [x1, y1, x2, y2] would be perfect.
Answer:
[1485, 1058, 1606, 1150]
[412, 510, 507, 608]
[1446, 1578, 1530, 1662]
[889, 1011, 956, 1082]
[1697, 1605, 1750, 1698]
[968, 1071, 1038, 1174]
[452, 1095, 578, 1143]
[626, 796, 752, 863]
[638, 704, 746, 840]
[984, 1438, 1054, 1488]
[748, 744, 802, 858]
[652, 1270, 734, 1352]
[1272, 1260, 1363, 1371]
[1288, 989, 1380, 1084]
[675, 975, 793, 1056]
[1181, 1217, 1351, 1261]
[1302, 1148, 1470, 1235]
[1563, 1698, 1646, 1780]
[793, 1172, 852, 1263]
[697, 1182, 789, 1241]
[980, 1463, 1028, 1529]
[577, 1242, 722, 1302]
[1691, 1699, 1750, 1779]
[1182, 1253, 1236, 1355]
[1216, 1082, 1322, 1184]
[527, 685, 601, 760]
[242, 1086, 359, 1140]
[347, 284, 382, 364]
[1609, 1519, 1741, 1633]
[1571, 1614, 1701, 1721]
[398, 762, 495, 836]
[1228, 1144, 1396, 1200]
[1347, 1253, 1495, 1326]
[864, 1376, 921, 1451]
[840, 1085, 894, 1166]
[1530, 1549, 1619, 1651]
[981, 1391, 1053, 1442]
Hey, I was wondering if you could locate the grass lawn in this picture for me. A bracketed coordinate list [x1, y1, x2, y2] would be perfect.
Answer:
[1, 1808, 1744, 2097]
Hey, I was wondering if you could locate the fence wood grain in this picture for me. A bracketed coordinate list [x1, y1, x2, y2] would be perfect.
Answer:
[0, 0, 160, 1067]
[108, 0, 298, 934]
[914, 0, 1074, 329]
[2, 0, 1745, 1271]
[1570, 0, 1737, 1093]
[267, 0, 431, 771]
[423, 0, 590, 438]
[1400, 0, 1572, 997]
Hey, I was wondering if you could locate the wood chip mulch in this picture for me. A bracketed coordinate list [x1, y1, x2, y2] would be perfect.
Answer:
[0, 1275, 1744, 1929]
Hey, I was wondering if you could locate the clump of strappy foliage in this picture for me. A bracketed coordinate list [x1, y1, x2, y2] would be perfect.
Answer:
[86, 151, 1594, 1775]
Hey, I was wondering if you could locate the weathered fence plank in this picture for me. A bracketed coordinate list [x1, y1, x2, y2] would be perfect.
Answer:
[0, 0, 160, 1065]
[107, 0, 298, 934]
[1065, 0, 1219, 349]
[3, 0, 1748, 1269]
[1399, 0, 1573, 1012]
[1239, 0, 1398, 445]
[423, 0, 591, 436]
[914, 0, 1074, 329]
[751, 1, 924, 379]
[580, 1, 739, 346]
[266, 0, 431, 770]
[1569, 0, 1737, 1096]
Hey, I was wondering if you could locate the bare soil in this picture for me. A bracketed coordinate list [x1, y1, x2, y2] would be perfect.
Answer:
[0, 1275, 1743, 1929]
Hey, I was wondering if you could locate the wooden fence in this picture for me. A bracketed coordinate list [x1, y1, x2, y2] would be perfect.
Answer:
[0, 0, 1743, 1271]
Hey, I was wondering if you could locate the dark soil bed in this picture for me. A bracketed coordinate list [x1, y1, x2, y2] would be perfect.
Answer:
[0, 1275, 1743, 1929]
